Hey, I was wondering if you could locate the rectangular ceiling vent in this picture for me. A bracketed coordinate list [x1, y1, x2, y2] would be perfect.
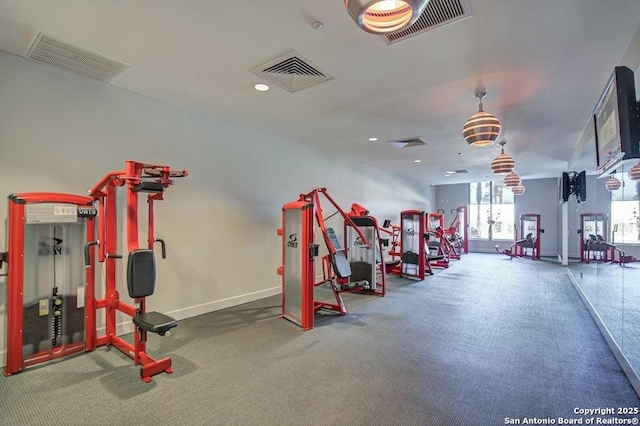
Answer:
[25, 32, 129, 83]
[447, 169, 470, 174]
[384, 0, 472, 45]
[387, 137, 428, 148]
[251, 51, 333, 93]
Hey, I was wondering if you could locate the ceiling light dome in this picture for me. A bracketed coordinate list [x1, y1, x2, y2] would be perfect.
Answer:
[605, 176, 622, 191]
[511, 184, 525, 195]
[628, 162, 640, 181]
[344, 0, 430, 34]
[462, 91, 502, 147]
[504, 171, 521, 188]
[491, 141, 515, 175]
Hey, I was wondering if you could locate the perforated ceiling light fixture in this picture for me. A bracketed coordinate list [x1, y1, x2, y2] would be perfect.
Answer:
[345, 0, 430, 34]
[462, 91, 502, 147]
[491, 141, 515, 175]
[504, 171, 521, 188]
[511, 184, 525, 195]
[628, 162, 640, 181]
[605, 176, 622, 191]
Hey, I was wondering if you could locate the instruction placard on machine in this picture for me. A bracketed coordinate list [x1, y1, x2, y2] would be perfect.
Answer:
[26, 203, 78, 224]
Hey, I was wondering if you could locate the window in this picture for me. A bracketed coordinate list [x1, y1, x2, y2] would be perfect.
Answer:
[610, 172, 640, 244]
[469, 181, 515, 240]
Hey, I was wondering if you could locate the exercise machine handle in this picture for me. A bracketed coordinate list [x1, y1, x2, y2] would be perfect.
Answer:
[84, 241, 99, 266]
[155, 238, 167, 259]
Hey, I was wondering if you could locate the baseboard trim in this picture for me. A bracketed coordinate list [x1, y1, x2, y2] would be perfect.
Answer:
[566, 269, 640, 397]
[167, 286, 281, 321]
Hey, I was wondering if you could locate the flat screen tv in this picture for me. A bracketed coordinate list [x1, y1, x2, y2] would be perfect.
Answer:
[559, 172, 571, 204]
[594, 66, 640, 176]
[575, 170, 587, 203]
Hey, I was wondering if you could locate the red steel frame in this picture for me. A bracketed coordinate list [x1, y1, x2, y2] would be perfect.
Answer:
[3, 193, 95, 376]
[87, 160, 187, 382]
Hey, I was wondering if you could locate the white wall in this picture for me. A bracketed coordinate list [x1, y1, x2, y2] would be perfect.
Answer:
[0, 51, 433, 357]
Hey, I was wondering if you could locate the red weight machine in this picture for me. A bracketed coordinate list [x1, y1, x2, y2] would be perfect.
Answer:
[3, 161, 187, 382]
[580, 213, 611, 263]
[447, 206, 468, 255]
[3, 193, 97, 377]
[277, 188, 370, 330]
[87, 160, 187, 382]
[496, 214, 542, 260]
[425, 211, 453, 267]
[345, 203, 386, 296]
[381, 220, 402, 275]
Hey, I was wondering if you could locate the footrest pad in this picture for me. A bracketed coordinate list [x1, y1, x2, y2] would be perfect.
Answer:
[340, 280, 370, 290]
[133, 311, 177, 336]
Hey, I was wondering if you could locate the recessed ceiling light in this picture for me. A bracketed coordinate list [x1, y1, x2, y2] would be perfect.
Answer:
[254, 83, 270, 91]
[445, 170, 457, 174]
[414, 160, 422, 163]
[368, 137, 378, 141]
[444, 174, 450, 177]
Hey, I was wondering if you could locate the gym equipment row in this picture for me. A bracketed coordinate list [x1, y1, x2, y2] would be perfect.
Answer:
[2, 160, 187, 382]
[496, 214, 543, 260]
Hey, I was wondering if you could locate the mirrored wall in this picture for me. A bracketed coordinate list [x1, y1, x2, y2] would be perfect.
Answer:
[568, 164, 640, 389]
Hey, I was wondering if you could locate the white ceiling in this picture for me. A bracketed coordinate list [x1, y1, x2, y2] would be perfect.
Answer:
[1, 0, 639, 185]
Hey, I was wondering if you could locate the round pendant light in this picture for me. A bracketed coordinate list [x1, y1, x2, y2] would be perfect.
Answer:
[462, 91, 502, 147]
[605, 176, 622, 191]
[628, 162, 640, 181]
[491, 141, 515, 175]
[344, 0, 430, 35]
[511, 184, 525, 195]
[504, 171, 521, 188]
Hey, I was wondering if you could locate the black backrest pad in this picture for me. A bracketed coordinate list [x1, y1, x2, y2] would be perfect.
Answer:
[127, 249, 156, 298]
[324, 228, 351, 279]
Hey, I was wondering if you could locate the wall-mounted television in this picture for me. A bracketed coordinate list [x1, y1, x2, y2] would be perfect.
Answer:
[575, 170, 587, 203]
[559, 172, 571, 204]
[594, 66, 640, 176]
[559, 170, 587, 204]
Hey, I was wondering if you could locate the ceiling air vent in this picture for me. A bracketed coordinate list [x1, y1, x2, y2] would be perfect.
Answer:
[251, 51, 333, 92]
[387, 137, 428, 148]
[384, 0, 471, 45]
[25, 32, 129, 82]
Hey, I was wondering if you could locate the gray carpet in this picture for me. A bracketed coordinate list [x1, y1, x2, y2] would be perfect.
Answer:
[1, 253, 638, 425]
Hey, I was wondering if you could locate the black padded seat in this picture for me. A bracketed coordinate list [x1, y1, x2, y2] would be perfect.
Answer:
[133, 311, 177, 336]
[127, 249, 178, 336]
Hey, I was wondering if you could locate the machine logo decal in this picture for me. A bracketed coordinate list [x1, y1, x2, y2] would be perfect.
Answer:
[287, 234, 298, 248]
[39, 237, 64, 255]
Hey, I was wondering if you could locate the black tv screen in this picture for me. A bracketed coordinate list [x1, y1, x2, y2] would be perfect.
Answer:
[576, 171, 587, 203]
[559, 172, 570, 204]
[594, 66, 640, 176]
